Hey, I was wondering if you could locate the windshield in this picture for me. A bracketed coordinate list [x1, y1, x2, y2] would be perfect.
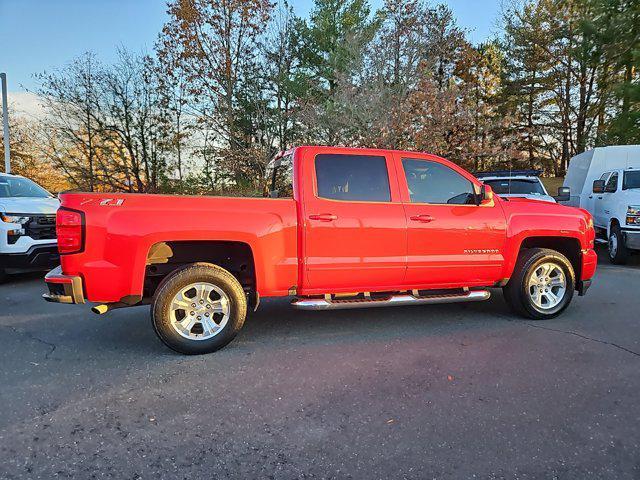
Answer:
[623, 171, 640, 190]
[483, 178, 546, 195]
[0, 176, 52, 198]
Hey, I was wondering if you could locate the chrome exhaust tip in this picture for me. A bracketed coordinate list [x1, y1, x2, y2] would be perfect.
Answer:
[91, 304, 110, 315]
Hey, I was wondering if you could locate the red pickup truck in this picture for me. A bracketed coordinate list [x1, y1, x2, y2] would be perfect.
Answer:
[44, 146, 597, 354]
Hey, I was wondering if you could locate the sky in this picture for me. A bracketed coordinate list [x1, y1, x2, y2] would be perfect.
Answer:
[0, 0, 502, 110]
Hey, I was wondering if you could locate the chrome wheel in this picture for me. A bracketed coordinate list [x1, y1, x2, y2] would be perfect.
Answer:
[609, 233, 618, 259]
[527, 262, 566, 311]
[169, 282, 230, 340]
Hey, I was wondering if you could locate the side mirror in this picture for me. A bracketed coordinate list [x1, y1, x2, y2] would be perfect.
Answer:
[555, 186, 570, 202]
[592, 180, 605, 194]
[477, 184, 494, 205]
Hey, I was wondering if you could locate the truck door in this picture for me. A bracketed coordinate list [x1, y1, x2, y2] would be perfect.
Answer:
[595, 171, 618, 229]
[396, 155, 507, 286]
[592, 171, 612, 228]
[301, 151, 407, 292]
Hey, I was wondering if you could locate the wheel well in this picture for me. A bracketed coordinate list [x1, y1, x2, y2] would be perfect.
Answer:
[143, 241, 256, 304]
[519, 237, 582, 279]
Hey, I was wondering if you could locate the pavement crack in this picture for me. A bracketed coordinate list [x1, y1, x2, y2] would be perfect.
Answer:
[523, 322, 640, 358]
[1, 324, 57, 360]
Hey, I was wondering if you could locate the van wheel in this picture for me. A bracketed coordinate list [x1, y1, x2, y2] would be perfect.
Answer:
[608, 224, 629, 265]
[503, 248, 575, 320]
[0, 268, 6, 283]
[151, 263, 247, 355]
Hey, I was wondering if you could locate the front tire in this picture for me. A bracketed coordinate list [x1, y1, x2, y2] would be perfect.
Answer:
[152, 263, 247, 355]
[608, 224, 629, 265]
[503, 248, 575, 320]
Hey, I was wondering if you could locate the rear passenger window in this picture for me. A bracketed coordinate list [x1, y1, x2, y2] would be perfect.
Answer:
[315, 154, 391, 202]
[402, 158, 476, 205]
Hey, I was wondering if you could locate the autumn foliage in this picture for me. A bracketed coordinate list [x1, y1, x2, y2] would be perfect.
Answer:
[3, 0, 637, 194]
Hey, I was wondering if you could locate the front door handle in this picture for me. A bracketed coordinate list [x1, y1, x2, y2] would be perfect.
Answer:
[410, 214, 435, 223]
[597, 196, 603, 200]
[309, 213, 337, 222]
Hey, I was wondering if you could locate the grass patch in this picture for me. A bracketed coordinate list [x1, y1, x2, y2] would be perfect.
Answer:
[541, 177, 564, 194]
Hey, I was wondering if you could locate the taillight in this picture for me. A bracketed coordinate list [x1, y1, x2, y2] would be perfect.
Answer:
[56, 208, 84, 254]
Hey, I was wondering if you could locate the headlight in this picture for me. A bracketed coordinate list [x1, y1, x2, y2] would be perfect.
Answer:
[628, 205, 640, 216]
[0, 213, 30, 224]
[627, 205, 640, 225]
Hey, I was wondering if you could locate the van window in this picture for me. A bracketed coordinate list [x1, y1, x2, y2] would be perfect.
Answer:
[315, 154, 391, 202]
[402, 158, 476, 205]
[623, 171, 640, 190]
[605, 172, 618, 193]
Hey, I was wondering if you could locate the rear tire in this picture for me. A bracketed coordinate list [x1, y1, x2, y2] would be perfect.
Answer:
[503, 248, 575, 320]
[151, 262, 247, 355]
[0, 268, 6, 283]
[608, 224, 629, 265]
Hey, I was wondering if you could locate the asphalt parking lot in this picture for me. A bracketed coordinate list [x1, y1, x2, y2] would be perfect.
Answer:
[1, 249, 639, 479]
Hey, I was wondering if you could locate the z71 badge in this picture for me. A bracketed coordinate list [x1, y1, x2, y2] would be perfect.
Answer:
[464, 249, 500, 254]
[99, 198, 125, 207]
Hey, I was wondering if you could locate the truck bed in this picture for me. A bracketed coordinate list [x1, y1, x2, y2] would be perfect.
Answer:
[58, 193, 298, 303]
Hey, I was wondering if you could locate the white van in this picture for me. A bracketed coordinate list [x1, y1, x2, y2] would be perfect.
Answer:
[562, 145, 640, 264]
[0, 172, 60, 281]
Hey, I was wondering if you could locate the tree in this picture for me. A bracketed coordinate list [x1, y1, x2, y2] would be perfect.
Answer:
[35, 50, 178, 193]
[501, 1, 558, 171]
[35, 52, 102, 190]
[586, 0, 640, 144]
[157, 0, 274, 149]
[0, 112, 69, 192]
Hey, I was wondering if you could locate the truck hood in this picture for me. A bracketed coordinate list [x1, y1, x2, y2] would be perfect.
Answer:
[615, 189, 640, 204]
[497, 193, 556, 203]
[500, 195, 592, 222]
[0, 197, 60, 215]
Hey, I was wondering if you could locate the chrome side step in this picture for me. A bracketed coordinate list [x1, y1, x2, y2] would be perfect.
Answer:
[292, 290, 491, 311]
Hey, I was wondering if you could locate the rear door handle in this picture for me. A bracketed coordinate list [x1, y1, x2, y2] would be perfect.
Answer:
[309, 213, 337, 222]
[410, 214, 435, 223]
[597, 196, 603, 200]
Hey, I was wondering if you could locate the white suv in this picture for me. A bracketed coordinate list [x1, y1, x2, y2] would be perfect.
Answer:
[0, 173, 60, 281]
[591, 168, 640, 264]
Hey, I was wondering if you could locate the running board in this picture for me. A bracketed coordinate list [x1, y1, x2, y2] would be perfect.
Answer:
[292, 290, 491, 311]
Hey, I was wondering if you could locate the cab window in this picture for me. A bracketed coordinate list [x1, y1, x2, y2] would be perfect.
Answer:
[265, 153, 294, 198]
[402, 158, 476, 205]
[315, 154, 391, 202]
[605, 172, 618, 193]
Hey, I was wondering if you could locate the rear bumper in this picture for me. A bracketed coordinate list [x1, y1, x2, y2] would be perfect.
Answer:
[621, 229, 640, 250]
[576, 279, 592, 296]
[0, 245, 59, 272]
[578, 248, 597, 296]
[43, 266, 85, 304]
